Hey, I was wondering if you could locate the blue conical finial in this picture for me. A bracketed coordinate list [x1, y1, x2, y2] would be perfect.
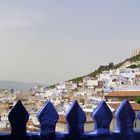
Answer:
[92, 100, 112, 134]
[37, 101, 59, 136]
[65, 100, 86, 136]
[8, 100, 29, 137]
[115, 100, 135, 134]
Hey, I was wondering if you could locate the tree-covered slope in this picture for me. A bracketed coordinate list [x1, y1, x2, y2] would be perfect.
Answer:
[69, 54, 140, 83]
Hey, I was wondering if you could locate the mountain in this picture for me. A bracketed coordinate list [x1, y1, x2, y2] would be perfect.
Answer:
[69, 54, 140, 83]
[0, 81, 45, 91]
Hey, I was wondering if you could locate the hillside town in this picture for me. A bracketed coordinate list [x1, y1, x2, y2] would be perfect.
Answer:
[1, 52, 140, 132]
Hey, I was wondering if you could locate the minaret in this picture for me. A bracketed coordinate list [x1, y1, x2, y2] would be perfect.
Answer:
[132, 50, 134, 57]
[134, 49, 136, 56]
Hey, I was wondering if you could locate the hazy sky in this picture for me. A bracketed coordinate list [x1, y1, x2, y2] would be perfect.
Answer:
[0, 0, 140, 84]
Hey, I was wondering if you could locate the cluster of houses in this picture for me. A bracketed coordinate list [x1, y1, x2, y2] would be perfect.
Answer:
[1, 62, 140, 131]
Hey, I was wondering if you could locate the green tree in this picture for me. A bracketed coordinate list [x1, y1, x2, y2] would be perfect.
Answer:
[135, 96, 140, 104]
[109, 62, 114, 69]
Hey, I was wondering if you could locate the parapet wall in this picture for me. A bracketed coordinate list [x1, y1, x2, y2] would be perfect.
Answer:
[0, 99, 140, 140]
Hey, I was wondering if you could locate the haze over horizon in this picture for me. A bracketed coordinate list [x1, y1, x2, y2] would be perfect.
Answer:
[0, 0, 140, 84]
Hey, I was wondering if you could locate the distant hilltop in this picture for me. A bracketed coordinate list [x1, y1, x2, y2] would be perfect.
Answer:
[0, 81, 46, 91]
[131, 48, 140, 57]
[68, 53, 140, 83]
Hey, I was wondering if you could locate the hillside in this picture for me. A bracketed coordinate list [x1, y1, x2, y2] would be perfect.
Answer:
[69, 54, 140, 83]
